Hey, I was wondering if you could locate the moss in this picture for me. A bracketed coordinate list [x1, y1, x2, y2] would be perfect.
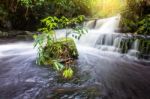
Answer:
[39, 37, 78, 65]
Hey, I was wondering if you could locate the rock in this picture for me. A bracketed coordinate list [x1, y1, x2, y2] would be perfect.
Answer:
[115, 28, 122, 33]
[3, 20, 12, 30]
[0, 31, 2, 37]
[16, 35, 26, 39]
[24, 31, 34, 35]
[2, 32, 9, 37]
[39, 37, 78, 65]
[0, 30, 35, 39]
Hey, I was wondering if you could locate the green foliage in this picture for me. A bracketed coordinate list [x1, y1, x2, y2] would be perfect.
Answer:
[20, 0, 45, 7]
[37, 15, 87, 40]
[20, 0, 32, 7]
[63, 67, 74, 79]
[0, 5, 9, 28]
[138, 39, 150, 58]
[120, 9, 139, 32]
[52, 60, 64, 71]
[120, 0, 150, 34]
[0, 0, 124, 30]
[0, 5, 8, 18]
[34, 15, 86, 79]
[41, 15, 85, 28]
[137, 15, 150, 35]
[34, 37, 78, 65]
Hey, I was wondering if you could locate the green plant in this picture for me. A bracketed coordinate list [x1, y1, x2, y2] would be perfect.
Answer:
[120, 0, 150, 33]
[137, 15, 150, 35]
[0, 4, 9, 28]
[63, 67, 74, 79]
[34, 15, 87, 79]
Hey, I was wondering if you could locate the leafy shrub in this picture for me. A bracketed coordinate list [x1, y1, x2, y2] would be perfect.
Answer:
[137, 15, 150, 35]
[120, 0, 150, 33]
[34, 15, 87, 79]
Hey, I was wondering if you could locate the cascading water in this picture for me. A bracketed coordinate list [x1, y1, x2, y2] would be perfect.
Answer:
[0, 16, 150, 99]
[78, 16, 121, 47]
[81, 15, 150, 60]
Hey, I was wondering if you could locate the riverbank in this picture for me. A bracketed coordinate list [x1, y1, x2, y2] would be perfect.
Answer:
[0, 30, 35, 39]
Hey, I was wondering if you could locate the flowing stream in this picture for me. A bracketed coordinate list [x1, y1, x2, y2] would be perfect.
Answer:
[0, 16, 150, 99]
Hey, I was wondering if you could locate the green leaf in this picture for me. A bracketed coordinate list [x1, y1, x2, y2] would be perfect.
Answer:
[63, 68, 73, 79]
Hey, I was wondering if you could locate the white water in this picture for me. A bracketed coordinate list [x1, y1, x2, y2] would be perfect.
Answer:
[79, 15, 149, 60]
[78, 16, 120, 47]
[0, 42, 36, 57]
[0, 15, 149, 60]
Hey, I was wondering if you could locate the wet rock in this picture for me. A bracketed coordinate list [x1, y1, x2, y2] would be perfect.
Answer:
[0, 31, 2, 37]
[24, 31, 34, 36]
[0, 30, 35, 40]
[115, 28, 122, 33]
[0, 31, 9, 37]
[3, 32, 9, 37]
[1, 20, 12, 30]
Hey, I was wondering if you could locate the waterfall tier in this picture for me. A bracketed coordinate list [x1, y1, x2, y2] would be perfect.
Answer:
[80, 16, 150, 60]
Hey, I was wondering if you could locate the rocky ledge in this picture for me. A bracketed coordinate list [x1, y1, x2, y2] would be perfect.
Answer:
[0, 30, 37, 40]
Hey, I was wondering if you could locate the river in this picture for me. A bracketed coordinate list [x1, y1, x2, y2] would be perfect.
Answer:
[0, 16, 150, 99]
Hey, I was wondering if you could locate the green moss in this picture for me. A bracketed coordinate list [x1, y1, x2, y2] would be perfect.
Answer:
[39, 37, 78, 65]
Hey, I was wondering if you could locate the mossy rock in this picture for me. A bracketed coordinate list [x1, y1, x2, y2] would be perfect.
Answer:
[39, 37, 78, 65]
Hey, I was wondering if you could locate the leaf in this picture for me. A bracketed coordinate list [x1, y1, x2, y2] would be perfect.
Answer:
[53, 61, 64, 71]
[63, 68, 73, 79]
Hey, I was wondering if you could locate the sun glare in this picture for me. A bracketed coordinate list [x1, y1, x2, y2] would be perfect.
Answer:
[89, 0, 124, 17]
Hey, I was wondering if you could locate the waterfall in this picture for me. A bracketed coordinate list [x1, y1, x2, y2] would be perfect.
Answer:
[78, 16, 120, 47]
[132, 39, 140, 50]
[78, 16, 121, 47]
[84, 20, 96, 29]
[78, 15, 150, 60]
